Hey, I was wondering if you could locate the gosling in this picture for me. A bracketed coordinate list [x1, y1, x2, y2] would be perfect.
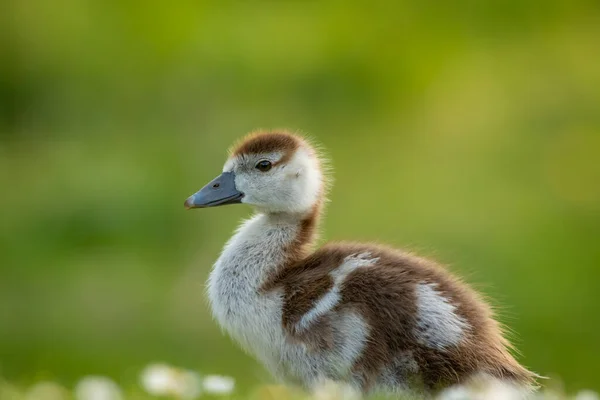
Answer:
[184, 130, 536, 398]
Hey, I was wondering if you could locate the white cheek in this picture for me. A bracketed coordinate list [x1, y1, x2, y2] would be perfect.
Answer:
[300, 160, 322, 206]
[234, 175, 252, 202]
[287, 149, 322, 210]
[223, 158, 236, 172]
[235, 173, 274, 205]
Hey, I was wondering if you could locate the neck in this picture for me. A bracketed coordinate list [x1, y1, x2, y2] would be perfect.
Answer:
[206, 202, 321, 356]
[207, 204, 321, 326]
[266, 204, 321, 265]
[211, 203, 321, 291]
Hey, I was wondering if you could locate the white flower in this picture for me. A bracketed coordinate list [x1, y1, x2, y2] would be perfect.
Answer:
[438, 385, 473, 400]
[26, 381, 68, 400]
[74, 376, 122, 400]
[202, 375, 235, 396]
[439, 381, 531, 400]
[176, 370, 203, 399]
[479, 381, 525, 400]
[575, 390, 600, 400]
[312, 380, 360, 400]
[140, 364, 176, 396]
[139, 363, 202, 399]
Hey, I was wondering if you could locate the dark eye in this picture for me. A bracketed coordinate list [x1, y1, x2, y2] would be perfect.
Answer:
[255, 160, 272, 172]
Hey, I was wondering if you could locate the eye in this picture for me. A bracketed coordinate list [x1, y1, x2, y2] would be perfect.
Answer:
[255, 160, 272, 172]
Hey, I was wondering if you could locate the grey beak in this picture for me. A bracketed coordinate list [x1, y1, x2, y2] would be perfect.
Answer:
[184, 172, 244, 209]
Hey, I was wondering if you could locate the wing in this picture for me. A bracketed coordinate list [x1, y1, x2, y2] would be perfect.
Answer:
[263, 242, 535, 391]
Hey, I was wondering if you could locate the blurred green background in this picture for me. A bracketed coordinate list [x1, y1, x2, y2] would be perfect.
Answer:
[1, 0, 599, 395]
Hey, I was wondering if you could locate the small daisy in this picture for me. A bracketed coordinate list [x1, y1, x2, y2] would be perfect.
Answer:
[437, 385, 473, 400]
[312, 380, 360, 400]
[202, 375, 235, 396]
[139, 363, 202, 399]
[575, 390, 600, 400]
[74, 376, 122, 400]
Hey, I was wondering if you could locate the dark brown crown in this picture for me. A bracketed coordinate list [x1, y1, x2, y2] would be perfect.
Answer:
[229, 130, 305, 158]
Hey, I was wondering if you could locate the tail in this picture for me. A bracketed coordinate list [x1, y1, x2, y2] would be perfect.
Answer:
[492, 353, 545, 393]
[467, 366, 544, 399]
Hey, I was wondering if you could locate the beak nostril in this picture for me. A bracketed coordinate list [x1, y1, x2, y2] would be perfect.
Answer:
[213, 183, 220, 188]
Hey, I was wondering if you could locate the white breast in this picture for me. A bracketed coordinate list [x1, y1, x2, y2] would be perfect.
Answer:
[207, 214, 370, 389]
[207, 214, 296, 377]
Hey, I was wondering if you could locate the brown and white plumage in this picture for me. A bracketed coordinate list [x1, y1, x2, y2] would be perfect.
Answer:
[185, 130, 536, 398]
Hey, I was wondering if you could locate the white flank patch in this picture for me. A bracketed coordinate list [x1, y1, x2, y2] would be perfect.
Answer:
[415, 282, 469, 349]
[298, 291, 342, 331]
[296, 252, 379, 331]
[333, 311, 371, 371]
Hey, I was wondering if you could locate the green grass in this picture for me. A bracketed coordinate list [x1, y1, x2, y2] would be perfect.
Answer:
[1, 0, 600, 395]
